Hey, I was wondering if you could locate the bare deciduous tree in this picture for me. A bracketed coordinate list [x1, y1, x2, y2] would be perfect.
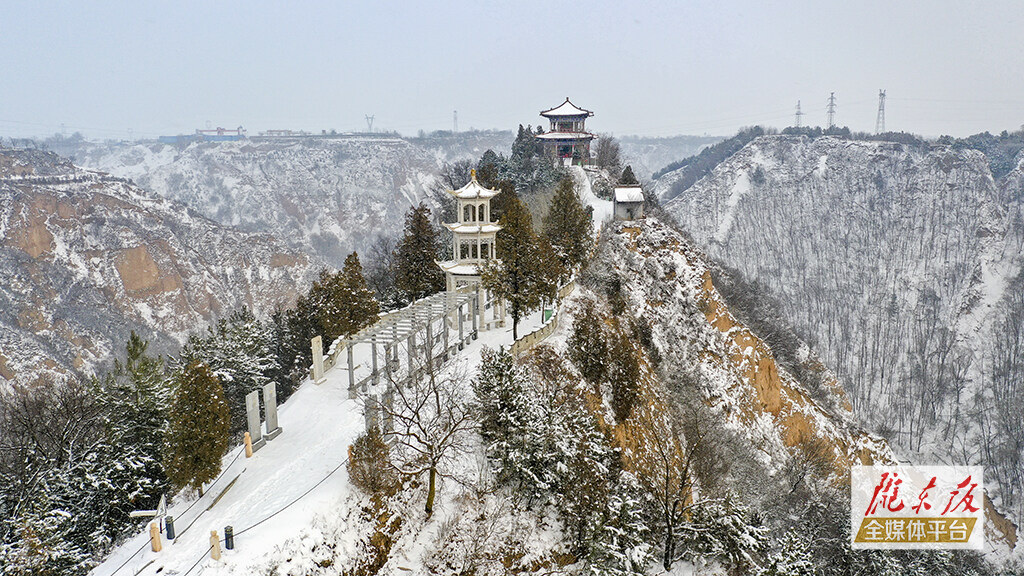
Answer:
[378, 350, 474, 517]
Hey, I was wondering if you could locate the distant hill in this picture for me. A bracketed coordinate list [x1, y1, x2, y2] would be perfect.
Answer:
[664, 134, 1024, 528]
[71, 132, 515, 267]
[0, 146, 316, 384]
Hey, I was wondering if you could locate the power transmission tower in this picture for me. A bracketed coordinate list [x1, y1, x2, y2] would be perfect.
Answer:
[826, 92, 836, 129]
[365, 115, 375, 133]
[875, 89, 886, 134]
[453, 110, 458, 133]
[795, 101, 804, 128]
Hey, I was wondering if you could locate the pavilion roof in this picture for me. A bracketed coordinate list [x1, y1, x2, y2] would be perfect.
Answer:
[535, 131, 596, 141]
[448, 169, 501, 199]
[540, 98, 594, 118]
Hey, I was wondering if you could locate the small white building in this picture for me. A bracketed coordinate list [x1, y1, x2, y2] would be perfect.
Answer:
[613, 186, 645, 220]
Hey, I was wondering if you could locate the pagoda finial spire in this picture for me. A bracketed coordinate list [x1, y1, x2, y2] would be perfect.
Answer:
[470, 168, 477, 181]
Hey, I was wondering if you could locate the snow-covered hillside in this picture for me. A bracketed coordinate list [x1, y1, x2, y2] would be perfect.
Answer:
[74, 133, 514, 267]
[0, 146, 317, 384]
[88, 218, 941, 576]
[662, 134, 1024, 527]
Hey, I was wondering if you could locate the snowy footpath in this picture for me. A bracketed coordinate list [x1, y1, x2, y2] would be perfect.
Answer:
[572, 165, 613, 226]
[91, 308, 552, 576]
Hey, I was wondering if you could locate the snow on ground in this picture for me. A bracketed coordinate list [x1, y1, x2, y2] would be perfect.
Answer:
[572, 166, 613, 226]
[91, 304, 551, 576]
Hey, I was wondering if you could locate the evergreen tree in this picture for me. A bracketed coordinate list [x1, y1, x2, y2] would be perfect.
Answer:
[543, 176, 594, 272]
[180, 307, 278, 437]
[320, 252, 380, 341]
[480, 196, 553, 339]
[87, 333, 170, 550]
[619, 165, 639, 186]
[473, 349, 554, 500]
[608, 329, 641, 423]
[394, 203, 445, 302]
[164, 362, 230, 495]
[568, 303, 609, 387]
[475, 149, 504, 189]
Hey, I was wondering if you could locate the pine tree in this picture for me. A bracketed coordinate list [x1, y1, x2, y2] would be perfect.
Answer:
[394, 203, 445, 302]
[480, 196, 551, 339]
[88, 333, 170, 550]
[164, 362, 230, 495]
[619, 165, 639, 186]
[543, 176, 594, 272]
[320, 252, 380, 341]
[608, 329, 641, 423]
[473, 349, 553, 500]
[568, 303, 609, 387]
[180, 308, 279, 436]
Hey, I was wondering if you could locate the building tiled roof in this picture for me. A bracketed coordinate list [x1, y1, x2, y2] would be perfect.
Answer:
[540, 98, 594, 118]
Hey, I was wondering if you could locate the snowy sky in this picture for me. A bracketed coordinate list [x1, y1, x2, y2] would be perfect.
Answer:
[2, 0, 1023, 140]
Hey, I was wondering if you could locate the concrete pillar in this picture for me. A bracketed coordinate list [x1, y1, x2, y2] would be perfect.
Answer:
[471, 294, 479, 339]
[458, 303, 465, 349]
[426, 318, 434, 366]
[443, 313, 450, 357]
[245, 390, 265, 451]
[347, 344, 355, 399]
[371, 342, 379, 387]
[407, 333, 416, 373]
[263, 383, 282, 440]
[311, 335, 325, 384]
[382, 388, 394, 434]
[478, 284, 486, 331]
[364, 394, 379, 433]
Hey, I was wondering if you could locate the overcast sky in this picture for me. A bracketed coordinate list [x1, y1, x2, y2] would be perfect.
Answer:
[2, 1, 1022, 140]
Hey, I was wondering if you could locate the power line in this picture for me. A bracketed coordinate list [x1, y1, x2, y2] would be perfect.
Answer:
[826, 92, 837, 128]
[795, 100, 804, 128]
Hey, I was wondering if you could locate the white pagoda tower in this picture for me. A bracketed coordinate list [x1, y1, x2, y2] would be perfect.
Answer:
[436, 170, 505, 330]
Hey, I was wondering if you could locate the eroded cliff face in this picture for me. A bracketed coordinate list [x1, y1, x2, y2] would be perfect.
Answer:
[658, 134, 1024, 539]
[597, 219, 895, 474]
[0, 147, 316, 384]
[72, 133, 515, 267]
[588, 218, 1017, 553]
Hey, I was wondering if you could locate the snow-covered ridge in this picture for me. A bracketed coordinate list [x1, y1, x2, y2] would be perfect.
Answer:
[663, 134, 1024, 529]
[73, 134, 515, 267]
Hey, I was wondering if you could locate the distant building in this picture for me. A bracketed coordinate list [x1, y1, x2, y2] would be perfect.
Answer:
[613, 186, 645, 220]
[194, 126, 246, 142]
[436, 169, 506, 330]
[536, 98, 595, 167]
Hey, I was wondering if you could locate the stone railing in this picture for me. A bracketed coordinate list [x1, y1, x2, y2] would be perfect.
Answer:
[509, 280, 577, 357]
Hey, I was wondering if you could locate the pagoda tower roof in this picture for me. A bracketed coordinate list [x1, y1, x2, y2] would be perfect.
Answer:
[447, 169, 500, 199]
[540, 97, 594, 118]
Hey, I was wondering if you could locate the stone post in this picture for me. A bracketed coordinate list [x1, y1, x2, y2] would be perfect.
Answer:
[371, 342, 379, 387]
[245, 390, 265, 452]
[149, 522, 162, 552]
[311, 336, 325, 384]
[262, 383, 282, 440]
[347, 344, 355, 399]
[458, 303, 465, 349]
[210, 530, 222, 561]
